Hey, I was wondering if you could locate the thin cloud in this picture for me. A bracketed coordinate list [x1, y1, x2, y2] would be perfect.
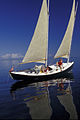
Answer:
[0, 53, 23, 59]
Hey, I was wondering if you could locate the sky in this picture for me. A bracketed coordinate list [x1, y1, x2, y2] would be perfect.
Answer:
[0, 0, 80, 59]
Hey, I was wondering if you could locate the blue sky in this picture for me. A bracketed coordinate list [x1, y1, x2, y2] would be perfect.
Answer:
[0, 0, 80, 59]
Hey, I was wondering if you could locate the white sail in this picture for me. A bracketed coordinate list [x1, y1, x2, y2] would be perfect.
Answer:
[54, 0, 75, 59]
[22, 0, 48, 64]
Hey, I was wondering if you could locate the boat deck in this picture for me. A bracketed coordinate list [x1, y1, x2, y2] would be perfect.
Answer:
[12, 62, 73, 76]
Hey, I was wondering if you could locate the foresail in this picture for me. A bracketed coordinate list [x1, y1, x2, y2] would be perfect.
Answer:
[54, 0, 75, 59]
[22, 0, 48, 64]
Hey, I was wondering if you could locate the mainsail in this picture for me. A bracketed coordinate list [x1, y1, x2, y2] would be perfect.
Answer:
[54, 0, 76, 60]
[22, 0, 49, 64]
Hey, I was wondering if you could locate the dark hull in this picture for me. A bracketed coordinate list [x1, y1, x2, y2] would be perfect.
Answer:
[9, 63, 74, 81]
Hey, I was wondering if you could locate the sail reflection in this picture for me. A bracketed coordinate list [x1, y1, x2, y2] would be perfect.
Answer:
[10, 73, 78, 119]
[57, 79, 78, 119]
[10, 80, 52, 119]
[24, 82, 52, 119]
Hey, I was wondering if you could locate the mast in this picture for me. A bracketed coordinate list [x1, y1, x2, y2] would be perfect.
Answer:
[45, 0, 50, 67]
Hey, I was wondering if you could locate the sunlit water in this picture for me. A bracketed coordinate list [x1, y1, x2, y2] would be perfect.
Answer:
[0, 57, 80, 119]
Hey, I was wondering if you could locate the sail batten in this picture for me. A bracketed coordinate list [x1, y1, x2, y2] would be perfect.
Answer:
[22, 0, 48, 64]
[54, 0, 75, 60]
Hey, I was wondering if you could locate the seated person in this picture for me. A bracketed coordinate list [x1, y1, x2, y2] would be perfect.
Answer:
[44, 66, 49, 72]
[56, 59, 63, 71]
[40, 65, 52, 73]
[44, 65, 52, 73]
[40, 65, 45, 73]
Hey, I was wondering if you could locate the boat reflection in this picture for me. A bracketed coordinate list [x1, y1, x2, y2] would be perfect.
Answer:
[10, 72, 78, 119]
[10, 72, 73, 92]
[10, 80, 52, 119]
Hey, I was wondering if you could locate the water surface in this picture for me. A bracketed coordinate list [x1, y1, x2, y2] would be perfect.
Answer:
[0, 58, 80, 119]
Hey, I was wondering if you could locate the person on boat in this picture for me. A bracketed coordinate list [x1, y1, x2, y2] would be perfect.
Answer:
[35, 65, 38, 69]
[56, 59, 63, 71]
[40, 65, 52, 73]
[9, 65, 14, 72]
[44, 65, 52, 73]
[44, 65, 49, 73]
[35, 65, 40, 74]
[40, 65, 45, 73]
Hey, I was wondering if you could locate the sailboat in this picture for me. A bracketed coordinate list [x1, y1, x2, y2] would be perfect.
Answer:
[9, 0, 78, 80]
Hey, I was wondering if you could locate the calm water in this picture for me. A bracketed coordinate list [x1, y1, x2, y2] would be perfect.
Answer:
[0, 57, 80, 119]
